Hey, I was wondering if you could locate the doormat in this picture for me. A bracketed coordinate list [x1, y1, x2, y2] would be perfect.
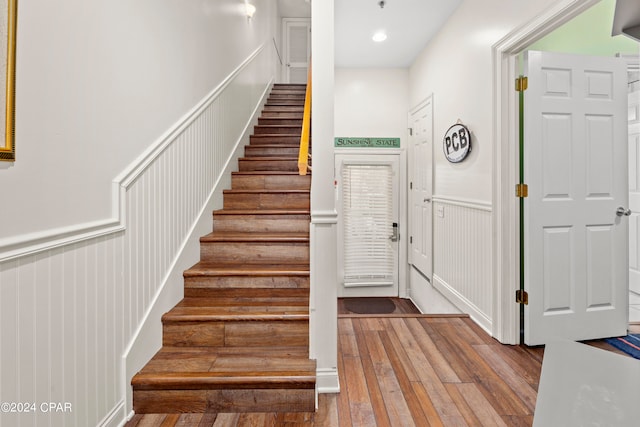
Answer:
[605, 334, 640, 360]
[343, 297, 396, 314]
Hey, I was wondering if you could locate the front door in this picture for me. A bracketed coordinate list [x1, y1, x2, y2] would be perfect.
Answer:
[336, 154, 400, 297]
[408, 97, 433, 279]
[524, 50, 629, 345]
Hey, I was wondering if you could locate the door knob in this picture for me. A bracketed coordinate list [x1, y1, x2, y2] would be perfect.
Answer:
[389, 222, 399, 242]
[616, 207, 632, 217]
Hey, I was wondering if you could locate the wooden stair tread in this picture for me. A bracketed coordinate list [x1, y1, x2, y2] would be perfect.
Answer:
[184, 262, 310, 276]
[175, 297, 309, 307]
[200, 231, 308, 242]
[163, 306, 309, 322]
[214, 209, 310, 215]
[231, 171, 307, 176]
[133, 348, 316, 389]
[238, 156, 298, 161]
[223, 188, 309, 194]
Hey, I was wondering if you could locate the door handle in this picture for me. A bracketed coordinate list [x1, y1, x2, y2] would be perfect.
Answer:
[389, 222, 399, 242]
[616, 207, 632, 217]
[424, 198, 431, 203]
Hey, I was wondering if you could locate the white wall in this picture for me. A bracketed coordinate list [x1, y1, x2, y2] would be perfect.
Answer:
[335, 68, 409, 139]
[408, 0, 557, 335]
[409, 0, 556, 203]
[1, 0, 279, 244]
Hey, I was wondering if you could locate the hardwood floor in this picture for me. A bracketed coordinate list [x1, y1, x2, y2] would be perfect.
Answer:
[126, 300, 639, 427]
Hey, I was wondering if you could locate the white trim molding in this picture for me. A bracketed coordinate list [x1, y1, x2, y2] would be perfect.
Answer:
[0, 44, 266, 263]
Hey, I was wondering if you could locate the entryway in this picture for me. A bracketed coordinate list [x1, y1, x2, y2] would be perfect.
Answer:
[335, 153, 401, 297]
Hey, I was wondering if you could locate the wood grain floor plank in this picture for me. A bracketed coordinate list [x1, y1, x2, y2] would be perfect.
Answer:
[379, 331, 432, 427]
[417, 319, 475, 382]
[352, 319, 392, 427]
[489, 344, 543, 388]
[315, 394, 339, 427]
[336, 336, 354, 427]
[364, 331, 415, 426]
[342, 356, 377, 426]
[196, 413, 218, 426]
[379, 318, 420, 382]
[411, 383, 444, 427]
[434, 323, 530, 416]
[405, 318, 460, 383]
[212, 413, 239, 427]
[160, 414, 181, 427]
[456, 383, 509, 427]
[474, 345, 538, 413]
[174, 413, 205, 426]
[387, 318, 466, 425]
[137, 414, 169, 427]
[443, 383, 482, 427]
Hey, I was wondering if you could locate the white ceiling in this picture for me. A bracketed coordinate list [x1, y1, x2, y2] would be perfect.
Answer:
[335, 0, 462, 68]
[277, 0, 463, 68]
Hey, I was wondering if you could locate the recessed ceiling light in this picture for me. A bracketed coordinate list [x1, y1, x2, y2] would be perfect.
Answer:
[372, 31, 387, 42]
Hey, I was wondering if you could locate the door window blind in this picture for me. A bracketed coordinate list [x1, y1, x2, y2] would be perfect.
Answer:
[342, 163, 394, 286]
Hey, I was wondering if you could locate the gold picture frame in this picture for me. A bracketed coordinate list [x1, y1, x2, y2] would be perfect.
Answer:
[0, 0, 16, 162]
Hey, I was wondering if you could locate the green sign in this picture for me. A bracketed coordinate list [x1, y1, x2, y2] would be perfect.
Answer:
[334, 137, 400, 148]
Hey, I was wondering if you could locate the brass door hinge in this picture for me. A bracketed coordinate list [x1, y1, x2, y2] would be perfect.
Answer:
[516, 183, 528, 198]
[516, 290, 529, 305]
[515, 76, 528, 92]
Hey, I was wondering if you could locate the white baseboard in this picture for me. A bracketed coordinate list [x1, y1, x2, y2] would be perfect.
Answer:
[98, 400, 126, 427]
[316, 368, 340, 394]
[432, 274, 492, 336]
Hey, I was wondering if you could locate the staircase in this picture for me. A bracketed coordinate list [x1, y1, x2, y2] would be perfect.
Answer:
[131, 84, 316, 414]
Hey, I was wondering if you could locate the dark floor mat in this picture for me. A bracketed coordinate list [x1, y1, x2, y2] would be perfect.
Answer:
[343, 297, 396, 314]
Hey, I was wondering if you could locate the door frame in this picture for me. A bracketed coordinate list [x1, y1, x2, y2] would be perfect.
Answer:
[334, 148, 408, 298]
[492, 0, 601, 344]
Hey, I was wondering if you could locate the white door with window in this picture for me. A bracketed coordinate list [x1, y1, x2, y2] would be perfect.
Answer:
[524, 51, 629, 345]
[336, 154, 400, 297]
[282, 18, 310, 84]
[408, 97, 433, 279]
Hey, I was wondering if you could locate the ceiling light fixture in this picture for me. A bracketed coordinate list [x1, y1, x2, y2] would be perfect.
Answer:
[372, 31, 387, 42]
[245, 2, 256, 18]
[378, 1, 385, 8]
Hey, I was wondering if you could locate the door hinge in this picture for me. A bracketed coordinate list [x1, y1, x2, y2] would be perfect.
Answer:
[410, 182, 413, 189]
[516, 290, 529, 305]
[409, 127, 413, 136]
[410, 236, 413, 244]
[516, 183, 528, 198]
[515, 76, 528, 92]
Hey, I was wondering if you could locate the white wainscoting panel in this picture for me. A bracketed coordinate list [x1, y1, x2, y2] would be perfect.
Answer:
[0, 45, 272, 427]
[432, 197, 493, 333]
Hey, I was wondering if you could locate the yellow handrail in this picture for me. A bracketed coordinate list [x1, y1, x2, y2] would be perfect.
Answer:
[298, 63, 312, 175]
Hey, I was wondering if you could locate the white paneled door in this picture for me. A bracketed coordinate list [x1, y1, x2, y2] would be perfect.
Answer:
[336, 154, 400, 297]
[282, 19, 311, 84]
[409, 97, 433, 279]
[628, 83, 640, 295]
[524, 51, 629, 345]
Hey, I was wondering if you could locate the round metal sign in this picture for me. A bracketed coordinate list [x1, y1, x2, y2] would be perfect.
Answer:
[443, 123, 471, 163]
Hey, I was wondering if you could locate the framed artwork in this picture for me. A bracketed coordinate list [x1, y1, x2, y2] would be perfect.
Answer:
[0, 0, 16, 162]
